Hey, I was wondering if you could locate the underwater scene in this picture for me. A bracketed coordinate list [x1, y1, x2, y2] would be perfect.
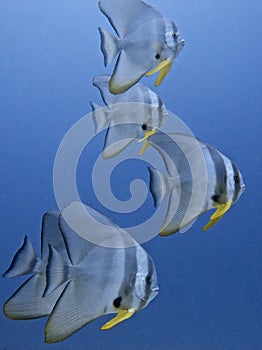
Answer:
[1, 0, 261, 349]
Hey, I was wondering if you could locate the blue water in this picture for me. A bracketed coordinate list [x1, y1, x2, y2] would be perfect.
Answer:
[1, 0, 261, 349]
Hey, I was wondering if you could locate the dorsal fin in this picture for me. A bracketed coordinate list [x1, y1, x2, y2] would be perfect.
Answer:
[99, 0, 157, 38]
[41, 211, 68, 262]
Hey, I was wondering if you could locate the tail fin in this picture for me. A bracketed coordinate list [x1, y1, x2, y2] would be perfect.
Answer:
[3, 237, 69, 320]
[91, 102, 109, 133]
[3, 236, 38, 278]
[148, 167, 173, 207]
[99, 27, 119, 66]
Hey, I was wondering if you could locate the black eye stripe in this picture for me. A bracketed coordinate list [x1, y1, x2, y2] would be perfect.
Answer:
[145, 275, 151, 284]
[232, 162, 241, 202]
[234, 175, 240, 183]
[211, 194, 219, 203]
[113, 296, 122, 308]
[206, 145, 227, 202]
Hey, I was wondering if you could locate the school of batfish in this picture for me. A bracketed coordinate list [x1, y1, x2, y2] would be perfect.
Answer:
[3, 0, 245, 343]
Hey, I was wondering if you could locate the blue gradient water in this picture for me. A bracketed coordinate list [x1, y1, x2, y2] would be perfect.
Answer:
[1, 1, 261, 349]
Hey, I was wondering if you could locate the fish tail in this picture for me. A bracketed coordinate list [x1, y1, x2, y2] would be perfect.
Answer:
[91, 101, 109, 132]
[3, 235, 39, 278]
[99, 27, 119, 66]
[3, 236, 57, 320]
[148, 166, 172, 207]
[44, 245, 68, 297]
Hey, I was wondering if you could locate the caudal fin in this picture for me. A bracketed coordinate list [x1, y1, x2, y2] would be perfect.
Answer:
[3, 238, 50, 319]
[3, 236, 38, 278]
[99, 27, 119, 67]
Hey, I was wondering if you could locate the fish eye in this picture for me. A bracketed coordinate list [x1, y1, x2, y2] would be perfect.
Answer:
[142, 124, 147, 130]
[173, 32, 178, 39]
[234, 175, 240, 184]
[113, 296, 122, 308]
[155, 53, 160, 59]
[145, 276, 152, 284]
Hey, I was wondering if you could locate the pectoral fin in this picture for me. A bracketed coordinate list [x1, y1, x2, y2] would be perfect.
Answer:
[138, 129, 157, 156]
[203, 202, 232, 232]
[145, 59, 172, 86]
[100, 309, 136, 330]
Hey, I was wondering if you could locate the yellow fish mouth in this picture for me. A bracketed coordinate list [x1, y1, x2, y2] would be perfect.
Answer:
[203, 202, 232, 231]
[146, 59, 173, 86]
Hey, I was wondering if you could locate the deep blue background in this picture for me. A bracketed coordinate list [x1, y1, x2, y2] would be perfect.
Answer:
[1, 1, 261, 349]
